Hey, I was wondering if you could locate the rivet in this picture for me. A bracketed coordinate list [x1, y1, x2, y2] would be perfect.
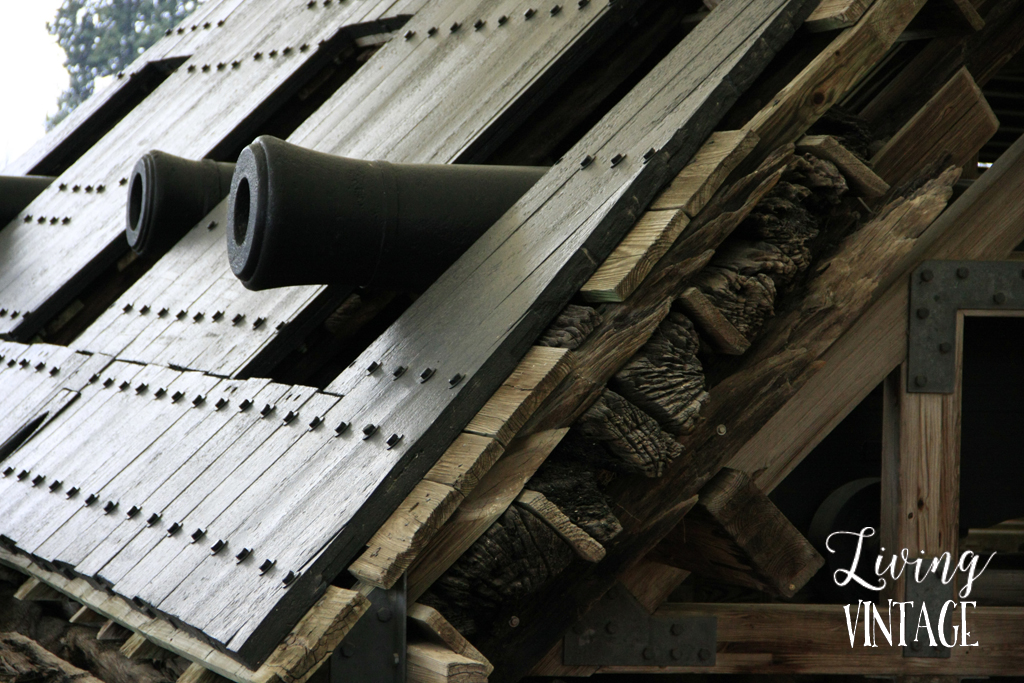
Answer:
[119, 177, 128, 185]
[135, 383, 148, 394]
[578, 0, 590, 6]
[217, 19, 224, 26]
[215, 398, 229, 410]
[939, 342, 952, 353]
[49, 217, 59, 224]
[177, 27, 184, 34]
[300, 43, 309, 51]
[404, 29, 415, 39]
[580, 154, 593, 168]
[643, 147, 656, 162]
[474, 18, 485, 29]
[427, 26, 438, 36]
[23, 215, 31, 222]
[307, 0, 315, 6]
[232, 313, 244, 325]
[509, 616, 520, 628]
[308, 415, 323, 430]
[377, 607, 393, 622]
[698, 648, 712, 662]
[914, 375, 928, 387]
[253, 317, 265, 329]
[203, 21, 211, 28]
[216, 62, 225, 70]
[259, 559, 276, 574]
[158, 308, 168, 317]
[191, 528, 206, 543]
[269, 49, 278, 58]
[392, 365, 406, 379]
[167, 522, 181, 535]
[58, 183, 67, 191]
[550, 4, 562, 14]
[15, 470, 29, 481]
[525, 8, 536, 18]
[716, 424, 727, 436]
[994, 292, 1007, 304]
[2, 467, 13, 477]
[192, 394, 205, 407]
[171, 391, 184, 402]
[31, 474, 45, 487]
[34, 362, 45, 371]
[498, 14, 508, 24]
[165, 28, 173, 35]
[231, 60, 240, 69]
[238, 399, 253, 412]
[153, 387, 166, 399]
[146, 513, 161, 526]
[386, 433, 402, 449]
[235, 547, 252, 563]
[916, 307, 929, 319]
[176, 310, 187, 319]
[48, 480, 62, 492]
[210, 539, 226, 554]
[283, 46, 292, 55]
[367, 361, 380, 374]
[103, 501, 118, 514]
[37, 216, 45, 223]
[450, 21, 461, 32]
[957, 267, 970, 279]
[103, 377, 114, 387]
[260, 403, 275, 417]
[362, 424, 378, 439]
[139, 305, 150, 314]
[126, 505, 140, 518]
[282, 570, 299, 586]
[66, 487, 79, 498]
[118, 380, 130, 391]
[419, 367, 435, 382]
[254, 52, 263, 60]
[643, 647, 654, 661]
[671, 623, 683, 636]
[610, 153, 625, 167]
[605, 621, 617, 634]
[449, 373, 464, 387]
[335, 421, 350, 435]
[85, 185, 94, 193]
[283, 410, 297, 424]
[212, 311, 224, 321]
[201, 64, 210, 72]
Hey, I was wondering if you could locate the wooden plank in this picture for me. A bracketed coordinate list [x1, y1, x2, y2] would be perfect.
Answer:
[941, 0, 985, 32]
[463, 346, 575, 446]
[587, 603, 1024, 675]
[650, 130, 760, 215]
[179, 662, 231, 683]
[408, 429, 569, 602]
[69, 605, 107, 625]
[804, 0, 873, 32]
[676, 286, 750, 354]
[97, 620, 132, 642]
[13, 576, 63, 601]
[650, 468, 823, 598]
[796, 134, 889, 197]
[121, 633, 168, 661]
[579, 130, 757, 304]
[872, 67, 999, 189]
[408, 603, 493, 675]
[407, 641, 488, 683]
[515, 489, 605, 562]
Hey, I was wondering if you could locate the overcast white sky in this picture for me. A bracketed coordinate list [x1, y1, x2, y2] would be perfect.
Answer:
[0, 0, 69, 172]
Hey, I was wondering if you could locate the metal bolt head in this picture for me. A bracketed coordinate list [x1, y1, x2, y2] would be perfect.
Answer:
[920, 269, 933, 282]
[605, 621, 617, 634]
[341, 642, 355, 658]
[670, 647, 682, 660]
[994, 292, 1007, 304]
[914, 375, 928, 388]
[957, 267, 970, 279]
[509, 616, 520, 628]
[916, 307, 929, 319]
[643, 647, 654, 660]
[716, 424, 727, 436]
[939, 342, 952, 354]
[670, 623, 683, 636]
[698, 648, 712, 662]
[377, 607, 393, 622]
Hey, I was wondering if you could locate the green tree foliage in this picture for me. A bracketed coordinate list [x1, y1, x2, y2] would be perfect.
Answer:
[47, 0, 201, 129]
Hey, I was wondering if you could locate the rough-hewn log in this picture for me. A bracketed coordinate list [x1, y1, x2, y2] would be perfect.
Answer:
[0, 631, 105, 683]
[535, 305, 602, 351]
[575, 389, 683, 478]
[611, 312, 707, 434]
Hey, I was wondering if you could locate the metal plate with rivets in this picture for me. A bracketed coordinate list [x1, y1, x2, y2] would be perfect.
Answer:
[908, 260, 1024, 393]
[563, 583, 717, 667]
[330, 575, 407, 683]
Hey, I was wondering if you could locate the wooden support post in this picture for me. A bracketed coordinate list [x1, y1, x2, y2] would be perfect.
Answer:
[804, 0, 874, 32]
[407, 641, 489, 683]
[651, 468, 823, 598]
[178, 662, 231, 683]
[796, 134, 889, 197]
[13, 576, 63, 601]
[408, 603, 493, 675]
[69, 605, 107, 625]
[96, 619, 132, 642]
[881, 320, 963, 603]
[121, 632, 170, 661]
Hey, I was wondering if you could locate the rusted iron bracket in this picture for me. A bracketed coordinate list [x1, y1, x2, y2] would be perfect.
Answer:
[330, 574, 407, 683]
[909, 260, 1024, 393]
[563, 583, 716, 667]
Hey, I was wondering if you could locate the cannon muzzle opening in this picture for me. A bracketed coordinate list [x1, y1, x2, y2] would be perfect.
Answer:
[1, 175, 56, 227]
[227, 135, 547, 291]
[125, 151, 236, 257]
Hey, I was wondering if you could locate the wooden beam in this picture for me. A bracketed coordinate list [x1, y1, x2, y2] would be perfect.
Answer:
[408, 603, 493, 675]
[796, 134, 889, 197]
[121, 632, 170, 661]
[872, 67, 998, 190]
[940, 0, 985, 32]
[675, 286, 750, 355]
[650, 468, 823, 598]
[13, 576, 62, 601]
[407, 641, 489, 683]
[178, 663, 231, 683]
[516, 489, 606, 563]
[804, 0, 874, 32]
[0, 632, 105, 683]
[585, 603, 1024, 675]
[69, 605, 107, 625]
[650, 130, 761, 216]
[96, 620, 132, 642]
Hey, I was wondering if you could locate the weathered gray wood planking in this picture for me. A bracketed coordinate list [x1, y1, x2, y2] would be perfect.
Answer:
[72, 0, 640, 378]
[0, 0, 808, 667]
[0, 0, 413, 341]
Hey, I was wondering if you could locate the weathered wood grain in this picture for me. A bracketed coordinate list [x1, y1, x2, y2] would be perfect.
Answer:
[796, 134, 888, 197]
[408, 603, 493, 675]
[407, 641, 488, 683]
[676, 286, 750, 354]
[804, 0, 873, 32]
[515, 489, 605, 562]
[651, 468, 823, 598]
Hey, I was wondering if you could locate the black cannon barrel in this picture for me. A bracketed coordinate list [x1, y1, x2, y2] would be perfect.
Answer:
[126, 151, 235, 257]
[227, 135, 548, 291]
[1, 175, 56, 227]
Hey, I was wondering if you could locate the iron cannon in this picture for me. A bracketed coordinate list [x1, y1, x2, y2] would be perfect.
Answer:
[226, 135, 547, 291]
[125, 151, 235, 257]
[1, 175, 56, 227]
